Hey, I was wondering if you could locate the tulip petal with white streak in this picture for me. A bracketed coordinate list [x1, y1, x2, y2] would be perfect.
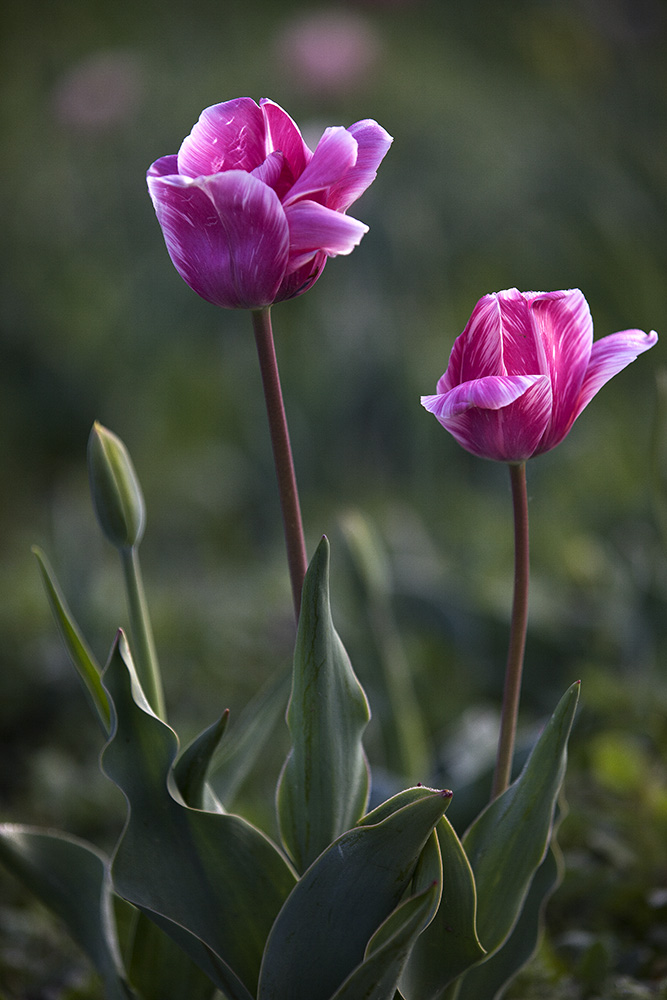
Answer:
[147, 168, 290, 310]
[422, 288, 658, 463]
[423, 374, 553, 463]
[147, 97, 392, 310]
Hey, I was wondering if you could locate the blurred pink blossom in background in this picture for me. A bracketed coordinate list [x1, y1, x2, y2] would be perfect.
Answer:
[274, 9, 382, 96]
[52, 49, 145, 130]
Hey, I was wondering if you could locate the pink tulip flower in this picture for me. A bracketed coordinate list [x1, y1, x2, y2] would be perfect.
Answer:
[147, 97, 392, 310]
[422, 288, 658, 462]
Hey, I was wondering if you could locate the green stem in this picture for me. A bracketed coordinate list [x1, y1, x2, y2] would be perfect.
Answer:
[120, 545, 166, 720]
[251, 307, 308, 622]
[491, 461, 530, 800]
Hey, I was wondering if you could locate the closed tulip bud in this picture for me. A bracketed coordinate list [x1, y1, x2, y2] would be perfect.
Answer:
[88, 422, 146, 549]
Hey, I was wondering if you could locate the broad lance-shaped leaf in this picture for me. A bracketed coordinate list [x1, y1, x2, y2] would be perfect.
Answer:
[399, 816, 485, 999]
[173, 710, 229, 811]
[124, 909, 219, 1000]
[101, 633, 297, 1000]
[463, 682, 579, 956]
[32, 545, 110, 731]
[329, 882, 441, 1000]
[328, 827, 443, 1000]
[453, 841, 562, 1000]
[258, 785, 453, 1000]
[211, 667, 291, 806]
[399, 684, 578, 1000]
[277, 536, 371, 873]
[0, 824, 134, 1000]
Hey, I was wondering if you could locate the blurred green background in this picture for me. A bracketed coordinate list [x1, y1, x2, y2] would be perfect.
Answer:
[2, 0, 667, 996]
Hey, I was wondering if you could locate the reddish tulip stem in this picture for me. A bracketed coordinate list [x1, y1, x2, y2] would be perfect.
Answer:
[492, 461, 530, 800]
[251, 307, 308, 622]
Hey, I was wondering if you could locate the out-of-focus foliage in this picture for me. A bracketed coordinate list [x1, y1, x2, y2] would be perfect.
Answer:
[1, 0, 667, 996]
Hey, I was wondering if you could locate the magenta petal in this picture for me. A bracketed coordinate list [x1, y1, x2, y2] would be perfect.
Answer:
[425, 284, 658, 462]
[251, 151, 285, 188]
[285, 199, 368, 259]
[275, 251, 328, 302]
[326, 120, 394, 211]
[283, 126, 358, 205]
[148, 154, 178, 179]
[527, 289, 593, 447]
[422, 374, 552, 462]
[177, 98, 266, 178]
[575, 328, 659, 419]
[491, 288, 544, 377]
[439, 294, 508, 390]
[424, 374, 547, 418]
[525, 290, 592, 381]
[147, 170, 289, 309]
[260, 98, 312, 178]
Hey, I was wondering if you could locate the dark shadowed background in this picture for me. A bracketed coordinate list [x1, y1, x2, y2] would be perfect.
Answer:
[2, 1, 667, 996]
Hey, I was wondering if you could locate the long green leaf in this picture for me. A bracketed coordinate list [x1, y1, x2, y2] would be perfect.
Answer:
[330, 882, 441, 1000]
[329, 830, 442, 1000]
[124, 909, 218, 1000]
[129, 909, 256, 1000]
[212, 667, 290, 806]
[258, 786, 452, 1000]
[0, 824, 134, 1000]
[453, 841, 562, 1000]
[101, 633, 297, 1000]
[462, 682, 579, 956]
[277, 536, 371, 873]
[173, 710, 229, 810]
[399, 816, 486, 999]
[32, 545, 110, 731]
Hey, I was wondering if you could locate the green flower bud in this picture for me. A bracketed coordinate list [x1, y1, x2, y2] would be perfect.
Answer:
[88, 422, 146, 549]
